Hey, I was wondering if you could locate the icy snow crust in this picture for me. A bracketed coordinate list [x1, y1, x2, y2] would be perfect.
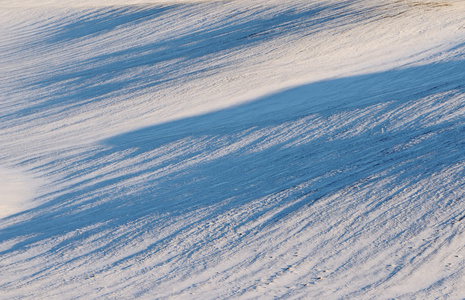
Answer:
[1, 0, 465, 298]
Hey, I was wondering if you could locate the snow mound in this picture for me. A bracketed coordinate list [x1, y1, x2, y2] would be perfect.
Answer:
[1, 0, 465, 298]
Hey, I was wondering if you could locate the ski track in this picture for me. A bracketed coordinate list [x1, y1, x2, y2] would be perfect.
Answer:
[1, 0, 465, 298]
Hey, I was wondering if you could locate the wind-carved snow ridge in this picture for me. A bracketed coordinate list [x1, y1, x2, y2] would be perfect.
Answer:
[1, 0, 465, 299]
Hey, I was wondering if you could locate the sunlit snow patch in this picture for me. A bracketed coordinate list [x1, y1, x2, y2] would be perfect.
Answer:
[0, 167, 40, 218]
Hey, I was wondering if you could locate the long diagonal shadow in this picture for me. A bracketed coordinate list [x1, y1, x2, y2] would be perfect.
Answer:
[5, 1, 377, 120]
[1, 56, 465, 264]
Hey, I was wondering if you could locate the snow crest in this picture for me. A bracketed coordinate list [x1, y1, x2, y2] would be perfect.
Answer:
[1, 0, 465, 298]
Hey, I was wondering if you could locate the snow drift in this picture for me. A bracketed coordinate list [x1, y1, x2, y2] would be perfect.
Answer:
[1, 0, 465, 298]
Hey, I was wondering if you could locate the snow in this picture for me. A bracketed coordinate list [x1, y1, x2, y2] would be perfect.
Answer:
[0, 167, 42, 218]
[1, 0, 465, 298]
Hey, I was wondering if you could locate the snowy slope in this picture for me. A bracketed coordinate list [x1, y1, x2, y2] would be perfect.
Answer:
[1, 0, 465, 298]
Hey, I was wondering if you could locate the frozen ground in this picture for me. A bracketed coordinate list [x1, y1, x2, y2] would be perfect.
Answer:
[1, 0, 465, 298]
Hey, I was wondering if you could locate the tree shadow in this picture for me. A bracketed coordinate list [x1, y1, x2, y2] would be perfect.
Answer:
[6, 0, 371, 120]
[1, 55, 465, 264]
[47, 6, 173, 42]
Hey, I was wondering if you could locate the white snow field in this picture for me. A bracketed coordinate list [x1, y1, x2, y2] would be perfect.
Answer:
[1, 0, 465, 298]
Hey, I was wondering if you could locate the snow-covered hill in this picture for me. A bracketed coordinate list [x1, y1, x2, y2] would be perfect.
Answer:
[1, 0, 465, 298]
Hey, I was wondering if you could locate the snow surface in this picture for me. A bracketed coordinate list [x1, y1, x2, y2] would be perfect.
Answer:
[1, 0, 465, 298]
[0, 167, 42, 218]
